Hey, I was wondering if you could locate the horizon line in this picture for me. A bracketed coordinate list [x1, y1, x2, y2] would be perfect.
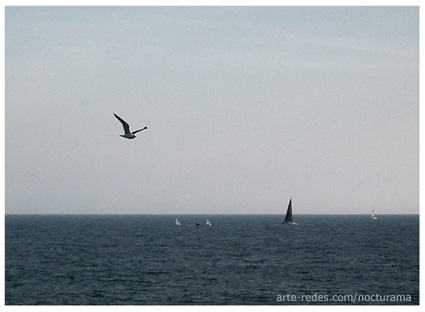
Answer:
[5, 213, 419, 216]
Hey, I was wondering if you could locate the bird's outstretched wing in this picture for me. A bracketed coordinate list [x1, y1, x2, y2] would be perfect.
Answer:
[114, 113, 131, 134]
[132, 127, 147, 135]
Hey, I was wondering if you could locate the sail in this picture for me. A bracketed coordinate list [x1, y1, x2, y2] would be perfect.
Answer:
[285, 199, 293, 223]
[206, 219, 212, 226]
[176, 218, 181, 226]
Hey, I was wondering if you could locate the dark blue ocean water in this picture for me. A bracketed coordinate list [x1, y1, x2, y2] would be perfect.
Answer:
[5, 215, 419, 305]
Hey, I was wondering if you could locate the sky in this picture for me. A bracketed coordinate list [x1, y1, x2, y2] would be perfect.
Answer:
[5, 6, 419, 215]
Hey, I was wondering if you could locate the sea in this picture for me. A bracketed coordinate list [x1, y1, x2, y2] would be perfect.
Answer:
[5, 214, 419, 305]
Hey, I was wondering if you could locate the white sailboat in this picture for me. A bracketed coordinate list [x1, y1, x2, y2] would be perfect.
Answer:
[371, 210, 378, 220]
[206, 219, 212, 226]
[176, 218, 181, 226]
[282, 198, 298, 225]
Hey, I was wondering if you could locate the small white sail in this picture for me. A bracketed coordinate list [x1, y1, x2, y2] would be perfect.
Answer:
[176, 218, 181, 226]
[206, 219, 212, 226]
[371, 210, 377, 220]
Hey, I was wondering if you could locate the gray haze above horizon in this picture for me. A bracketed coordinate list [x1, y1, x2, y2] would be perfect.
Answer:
[5, 6, 419, 215]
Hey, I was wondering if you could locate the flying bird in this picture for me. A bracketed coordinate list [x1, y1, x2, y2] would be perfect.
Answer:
[114, 113, 147, 139]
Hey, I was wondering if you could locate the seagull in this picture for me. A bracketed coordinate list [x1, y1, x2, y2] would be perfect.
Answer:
[114, 113, 147, 139]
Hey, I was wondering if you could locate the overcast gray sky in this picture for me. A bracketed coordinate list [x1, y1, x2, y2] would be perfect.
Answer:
[5, 6, 419, 214]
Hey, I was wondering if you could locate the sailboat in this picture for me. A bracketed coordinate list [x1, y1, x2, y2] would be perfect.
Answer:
[206, 219, 212, 226]
[371, 209, 378, 220]
[176, 218, 181, 226]
[283, 199, 298, 225]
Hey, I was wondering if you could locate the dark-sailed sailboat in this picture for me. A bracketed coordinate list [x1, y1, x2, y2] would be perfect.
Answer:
[283, 199, 298, 225]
